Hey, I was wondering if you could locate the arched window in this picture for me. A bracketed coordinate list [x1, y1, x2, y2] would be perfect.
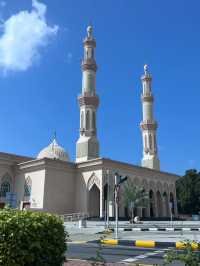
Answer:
[149, 134, 152, 150]
[81, 111, 84, 129]
[24, 177, 32, 197]
[1, 181, 11, 197]
[149, 190, 155, 217]
[170, 192, 175, 214]
[144, 135, 147, 150]
[86, 110, 90, 130]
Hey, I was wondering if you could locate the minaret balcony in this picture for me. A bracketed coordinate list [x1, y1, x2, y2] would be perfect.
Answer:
[141, 94, 154, 102]
[83, 38, 96, 47]
[78, 95, 99, 107]
[82, 60, 97, 72]
[140, 120, 157, 130]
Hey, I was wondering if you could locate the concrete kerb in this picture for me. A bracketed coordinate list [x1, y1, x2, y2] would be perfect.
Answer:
[100, 239, 200, 250]
[121, 228, 200, 232]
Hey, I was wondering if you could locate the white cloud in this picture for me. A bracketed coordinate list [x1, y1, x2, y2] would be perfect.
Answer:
[0, 0, 58, 72]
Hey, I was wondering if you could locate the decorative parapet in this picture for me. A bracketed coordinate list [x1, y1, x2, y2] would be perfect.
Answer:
[141, 94, 154, 102]
[140, 120, 157, 130]
[78, 95, 99, 107]
[82, 59, 97, 72]
[141, 73, 152, 82]
[83, 38, 96, 47]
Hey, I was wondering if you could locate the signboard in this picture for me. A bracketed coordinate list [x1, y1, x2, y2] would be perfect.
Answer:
[6, 192, 17, 208]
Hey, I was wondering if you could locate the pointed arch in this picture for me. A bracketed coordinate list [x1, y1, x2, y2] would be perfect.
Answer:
[87, 173, 100, 191]
[24, 177, 32, 197]
[88, 183, 100, 217]
[0, 173, 12, 197]
[1, 173, 12, 183]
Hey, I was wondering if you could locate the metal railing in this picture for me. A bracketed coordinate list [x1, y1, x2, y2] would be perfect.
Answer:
[60, 212, 89, 222]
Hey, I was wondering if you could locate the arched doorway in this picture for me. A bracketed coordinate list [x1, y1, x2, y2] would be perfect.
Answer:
[103, 184, 108, 219]
[156, 191, 163, 217]
[170, 192, 175, 215]
[163, 192, 169, 217]
[149, 190, 155, 217]
[89, 184, 100, 217]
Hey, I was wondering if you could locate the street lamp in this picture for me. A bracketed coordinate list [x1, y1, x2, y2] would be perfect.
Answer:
[114, 172, 128, 239]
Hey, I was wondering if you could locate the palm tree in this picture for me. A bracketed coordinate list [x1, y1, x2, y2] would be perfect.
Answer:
[123, 180, 149, 223]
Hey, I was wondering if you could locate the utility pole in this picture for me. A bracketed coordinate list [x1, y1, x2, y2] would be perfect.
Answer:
[114, 173, 119, 239]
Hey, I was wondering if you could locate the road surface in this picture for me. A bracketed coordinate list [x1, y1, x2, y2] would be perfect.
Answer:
[67, 242, 185, 265]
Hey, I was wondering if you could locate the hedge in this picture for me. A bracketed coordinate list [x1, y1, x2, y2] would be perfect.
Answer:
[0, 208, 67, 266]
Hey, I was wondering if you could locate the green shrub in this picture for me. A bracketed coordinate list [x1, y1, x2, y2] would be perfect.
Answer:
[164, 240, 200, 266]
[0, 208, 67, 266]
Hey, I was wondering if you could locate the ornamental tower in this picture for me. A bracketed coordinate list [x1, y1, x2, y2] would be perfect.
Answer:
[140, 65, 160, 170]
[76, 26, 99, 162]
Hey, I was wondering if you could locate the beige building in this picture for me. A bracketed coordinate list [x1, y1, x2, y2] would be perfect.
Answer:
[0, 26, 179, 218]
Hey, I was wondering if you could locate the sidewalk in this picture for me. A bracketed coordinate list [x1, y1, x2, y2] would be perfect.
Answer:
[66, 227, 200, 243]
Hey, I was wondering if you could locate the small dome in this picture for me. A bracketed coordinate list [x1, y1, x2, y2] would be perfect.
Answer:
[37, 139, 70, 162]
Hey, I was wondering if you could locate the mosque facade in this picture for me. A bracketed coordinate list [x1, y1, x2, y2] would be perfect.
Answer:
[0, 26, 178, 218]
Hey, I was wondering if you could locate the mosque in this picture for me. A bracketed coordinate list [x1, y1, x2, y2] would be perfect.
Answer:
[0, 26, 178, 218]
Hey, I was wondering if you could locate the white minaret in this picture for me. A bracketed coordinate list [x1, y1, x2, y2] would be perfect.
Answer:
[76, 26, 99, 162]
[140, 64, 160, 170]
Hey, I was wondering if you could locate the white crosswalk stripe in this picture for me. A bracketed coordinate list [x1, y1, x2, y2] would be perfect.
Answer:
[120, 248, 169, 263]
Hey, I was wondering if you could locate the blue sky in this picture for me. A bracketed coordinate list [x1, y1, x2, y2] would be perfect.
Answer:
[0, 0, 199, 175]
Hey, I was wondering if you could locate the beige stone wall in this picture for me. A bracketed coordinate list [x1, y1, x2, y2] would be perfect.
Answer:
[16, 160, 47, 210]
[43, 161, 76, 214]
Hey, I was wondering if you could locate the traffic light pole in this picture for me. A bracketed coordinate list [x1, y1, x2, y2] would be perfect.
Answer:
[114, 173, 119, 239]
[106, 170, 110, 229]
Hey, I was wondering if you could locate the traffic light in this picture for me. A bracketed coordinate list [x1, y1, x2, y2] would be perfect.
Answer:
[118, 176, 128, 185]
[115, 172, 128, 186]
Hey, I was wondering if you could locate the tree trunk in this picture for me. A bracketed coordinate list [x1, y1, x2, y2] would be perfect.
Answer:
[131, 207, 134, 223]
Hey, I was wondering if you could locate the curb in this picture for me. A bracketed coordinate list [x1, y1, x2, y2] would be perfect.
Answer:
[101, 239, 199, 250]
[121, 228, 200, 232]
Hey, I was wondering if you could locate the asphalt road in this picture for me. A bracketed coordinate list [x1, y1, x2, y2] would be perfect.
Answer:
[67, 243, 185, 265]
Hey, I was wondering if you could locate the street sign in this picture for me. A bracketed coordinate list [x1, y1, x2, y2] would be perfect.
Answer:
[6, 192, 17, 208]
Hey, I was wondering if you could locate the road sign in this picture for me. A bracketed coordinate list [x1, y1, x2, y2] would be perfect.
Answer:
[6, 192, 17, 208]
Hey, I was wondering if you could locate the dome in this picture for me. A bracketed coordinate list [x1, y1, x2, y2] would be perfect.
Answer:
[37, 139, 70, 162]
